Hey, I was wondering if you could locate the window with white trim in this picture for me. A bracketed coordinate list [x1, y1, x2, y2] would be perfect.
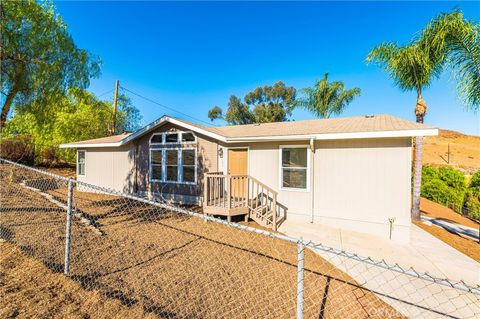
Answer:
[149, 131, 197, 184]
[280, 147, 308, 189]
[149, 131, 196, 145]
[77, 150, 86, 176]
[150, 134, 163, 144]
[150, 150, 162, 180]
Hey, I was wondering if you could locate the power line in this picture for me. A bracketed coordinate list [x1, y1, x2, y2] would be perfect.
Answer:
[97, 89, 115, 98]
[120, 86, 215, 127]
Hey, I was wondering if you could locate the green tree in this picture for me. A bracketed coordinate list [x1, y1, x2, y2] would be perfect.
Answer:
[208, 81, 296, 125]
[420, 11, 480, 110]
[299, 73, 361, 118]
[367, 42, 442, 220]
[114, 92, 143, 134]
[0, 0, 101, 129]
[2, 89, 141, 163]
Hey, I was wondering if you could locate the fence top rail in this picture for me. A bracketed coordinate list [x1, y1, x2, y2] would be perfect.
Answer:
[1, 157, 479, 295]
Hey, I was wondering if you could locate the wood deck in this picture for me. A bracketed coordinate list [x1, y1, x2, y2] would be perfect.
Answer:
[202, 173, 286, 230]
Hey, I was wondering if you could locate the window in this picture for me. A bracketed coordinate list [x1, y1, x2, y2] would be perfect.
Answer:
[182, 132, 195, 142]
[149, 131, 197, 184]
[182, 149, 196, 183]
[165, 132, 178, 143]
[150, 132, 196, 145]
[149, 148, 197, 184]
[151, 150, 162, 180]
[166, 150, 178, 181]
[280, 147, 308, 190]
[77, 150, 86, 176]
[150, 134, 163, 144]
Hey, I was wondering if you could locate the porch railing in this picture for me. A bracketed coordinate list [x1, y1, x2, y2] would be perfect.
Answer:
[203, 173, 285, 230]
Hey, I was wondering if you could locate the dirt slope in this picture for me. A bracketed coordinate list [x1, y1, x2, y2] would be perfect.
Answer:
[423, 129, 480, 173]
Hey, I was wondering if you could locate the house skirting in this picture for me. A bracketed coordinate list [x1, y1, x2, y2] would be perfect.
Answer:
[142, 191, 201, 206]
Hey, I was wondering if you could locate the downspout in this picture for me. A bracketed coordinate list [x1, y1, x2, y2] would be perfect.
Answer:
[310, 138, 315, 224]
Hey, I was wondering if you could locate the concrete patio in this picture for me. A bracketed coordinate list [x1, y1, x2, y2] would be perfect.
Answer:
[279, 220, 479, 285]
[279, 220, 480, 318]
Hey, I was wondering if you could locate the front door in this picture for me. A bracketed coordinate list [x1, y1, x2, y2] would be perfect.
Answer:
[228, 148, 248, 199]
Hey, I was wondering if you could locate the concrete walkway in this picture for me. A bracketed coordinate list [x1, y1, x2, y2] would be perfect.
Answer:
[279, 220, 479, 285]
[279, 220, 480, 318]
[421, 215, 479, 242]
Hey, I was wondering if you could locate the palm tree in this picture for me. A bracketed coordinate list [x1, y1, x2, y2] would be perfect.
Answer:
[367, 10, 479, 220]
[367, 43, 440, 220]
[420, 11, 480, 110]
[300, 73, 361, 118]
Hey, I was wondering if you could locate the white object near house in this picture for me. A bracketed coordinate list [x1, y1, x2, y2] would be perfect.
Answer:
[60, 114, 438, 242]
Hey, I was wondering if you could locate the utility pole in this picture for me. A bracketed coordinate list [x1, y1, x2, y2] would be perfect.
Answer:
[111, 80, 119, 135]
[447, 143, 450, 164]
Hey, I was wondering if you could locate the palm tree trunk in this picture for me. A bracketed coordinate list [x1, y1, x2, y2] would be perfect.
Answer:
[411, 93, 427, 220]
[412, 135, 424, 220]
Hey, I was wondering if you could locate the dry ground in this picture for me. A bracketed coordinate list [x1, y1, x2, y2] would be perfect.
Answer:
[0, 242, 157, 319]
[414, 198, 480, 262]
[423, 129, 480, 173]
[0, 164, 405, 319]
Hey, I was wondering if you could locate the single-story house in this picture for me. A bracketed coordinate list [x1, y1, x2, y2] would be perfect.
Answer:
[60, 114, 438, 241]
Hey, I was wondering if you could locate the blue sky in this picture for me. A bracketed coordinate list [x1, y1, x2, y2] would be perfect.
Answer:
[55, 1, 480, 135]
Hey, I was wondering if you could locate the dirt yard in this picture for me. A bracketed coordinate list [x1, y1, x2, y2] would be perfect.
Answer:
[423, 129, 480, 173]
[0, 164, 405, 319]
[0, 242, 157, 319]
[414, 198, 480, 262]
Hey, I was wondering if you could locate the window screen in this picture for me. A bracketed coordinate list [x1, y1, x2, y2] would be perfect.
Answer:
[281, 148, 307, 189]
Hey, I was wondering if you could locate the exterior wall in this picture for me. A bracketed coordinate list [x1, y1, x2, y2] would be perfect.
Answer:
[135, 123, 219, 204]
[312, 138, 412, 242]
[77, 146, 135, 193]
[240, 137, 412, 242]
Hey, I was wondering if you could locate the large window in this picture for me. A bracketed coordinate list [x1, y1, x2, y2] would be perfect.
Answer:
[149, 131, 197, 184]
[77, 150, 86, 176]
[280, 146, 308, 190]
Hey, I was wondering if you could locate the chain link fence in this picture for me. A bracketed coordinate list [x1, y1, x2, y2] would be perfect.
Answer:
[1, 158, 479, 319]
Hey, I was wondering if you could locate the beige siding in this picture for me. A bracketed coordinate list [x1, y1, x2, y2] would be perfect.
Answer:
[77, 146, 134, 193]
[242, 137, 412, 241]
[246, 141, 313, 216]
[313, 138, 412, 240]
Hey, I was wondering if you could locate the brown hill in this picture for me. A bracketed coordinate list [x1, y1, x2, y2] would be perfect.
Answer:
[423, 129, 480, 173]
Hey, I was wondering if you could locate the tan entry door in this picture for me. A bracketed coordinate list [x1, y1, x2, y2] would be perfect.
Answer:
[228, 148, 248, 175]
[228, 149, 248, 199]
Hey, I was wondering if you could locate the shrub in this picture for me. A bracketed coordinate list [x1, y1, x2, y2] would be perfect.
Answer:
[0, 135, 35, 165]
[41, 146, 60, 165]
[464, 171, 480, 220]
[421, 166, 466, 213]
[463, 190, 480, 220]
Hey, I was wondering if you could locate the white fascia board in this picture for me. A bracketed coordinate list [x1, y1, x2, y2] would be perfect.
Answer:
[167, 117, 227, 142]
[59, 142, 123, 149]
[313, 128, 439, 140]
[225, 128, 438, 143]
[121, 116, 227, 144]
[226, 134, 317, 143]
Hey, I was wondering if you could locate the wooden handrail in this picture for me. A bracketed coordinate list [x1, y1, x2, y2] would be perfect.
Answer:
[248, 175, 277, 196]
[203, 173, 279, 230]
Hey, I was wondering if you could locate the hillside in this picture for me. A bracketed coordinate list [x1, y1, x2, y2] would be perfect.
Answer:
[423, 129, 480, 174]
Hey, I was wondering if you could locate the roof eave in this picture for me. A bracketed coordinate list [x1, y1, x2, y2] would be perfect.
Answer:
[59, 142, 124, 149]
[225, 128, 439, 143]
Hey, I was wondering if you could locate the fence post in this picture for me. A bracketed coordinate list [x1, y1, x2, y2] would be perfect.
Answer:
[64, 179, 74, 275]
[296, 240, 305, 319]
